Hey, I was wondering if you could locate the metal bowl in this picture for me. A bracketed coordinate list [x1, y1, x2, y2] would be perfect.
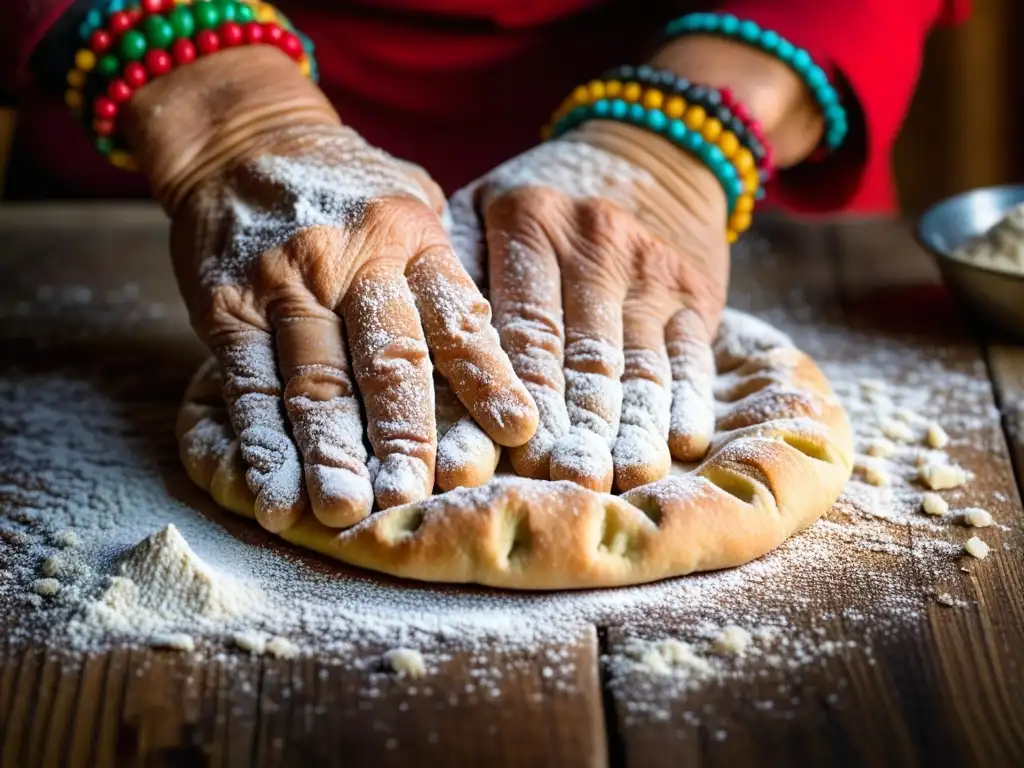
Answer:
[917, 184, 1024, 341]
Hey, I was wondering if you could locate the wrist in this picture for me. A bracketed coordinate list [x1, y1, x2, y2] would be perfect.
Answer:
[122, 46, 340, 215]
[649, 36, 824, 167]
[567, 120, 728, 248]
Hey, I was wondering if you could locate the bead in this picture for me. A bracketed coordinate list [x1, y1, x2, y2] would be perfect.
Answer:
[64, 89, 83, 108]
[109, 150, 134, 169]
[256, 4, 276, 22]
[195, 29, 221, 54]
[610, 99, 628, 119]
[622, 82, 642, 102]
[591, 98, 609, 117]
[735, 195, 754, 214]
[732, 148, 755, 174]
[720, 14, 740, 33]
[726, 230, 738, 244]
[627, 103, 645, 123]
[587, 80, 605, 100]
[667, 119, 686, 141]
[646, 110, 667, 132]
[171, 38, 197, 65]
[97, 54, 121, 78]
[109, 11, 133, 34]
[682, 105, 705, 130]
[760, 30, 780, 50]
[94, 97, 118, 119]
[719, 87, 734, 107]
[664, 96, 686, 119]
[727, 177, 743, 198]
[718, 131, 739, 157]
[236, 3, 255, 22]
[89, 30, 113, 54]
[243, 21, 265, 43]
[790, 49, 812, 73]
[145, 49, 173, 75]
[604, 80, 622, 98]
[142, 0, 168, 13]
[220, 22, 245, 47]
[120, 30, 148, 60]
[193, 1, 220, 29]
[738, 20, 760, 41]
[641, 89, 663, 110]
[95, 137, 114, 154]
[730, 211, 752, 232]
[570, 85, 589, 105]
[701, 118, 722, 142]
[635, 64, 653, 80]
[264, 23, 285, 44]
[74, 49, 97, 71]
[775, 40, 795, 61]
[169, 5, 196, 36]
[144, 16, 175, 49]
[299, 57, 311, 77]
[683, 131, 702, 152]
[67, 69, 86, 88]
[124, 62, 148, 87]
[93, 119, 115, 136]
[107, 79, 133, 102]
[217, 0, 238, 22]
[732, 102, 750, 122]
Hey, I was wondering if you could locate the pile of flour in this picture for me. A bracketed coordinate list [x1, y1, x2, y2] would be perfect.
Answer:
[0, 248, 1016, 724]
[951, 201, 1024, 275]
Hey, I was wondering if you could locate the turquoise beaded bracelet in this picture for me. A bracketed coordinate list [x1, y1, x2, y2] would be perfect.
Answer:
[550, 99, 745, 214]
[665, 13, 847, 152]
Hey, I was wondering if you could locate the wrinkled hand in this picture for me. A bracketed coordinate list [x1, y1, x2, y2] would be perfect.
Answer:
[447, 121, 729, 493]
[167, 122, 538, 533]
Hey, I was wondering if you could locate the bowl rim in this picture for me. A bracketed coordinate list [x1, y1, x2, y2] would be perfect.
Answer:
[915, 183, 1024, 285]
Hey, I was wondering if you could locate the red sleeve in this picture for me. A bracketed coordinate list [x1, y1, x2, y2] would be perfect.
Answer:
[715, 0, 971, 214]
[0, 0, 77, 103]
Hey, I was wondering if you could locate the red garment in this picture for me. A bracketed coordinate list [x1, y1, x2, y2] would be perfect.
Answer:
[1, 0, 969, 212]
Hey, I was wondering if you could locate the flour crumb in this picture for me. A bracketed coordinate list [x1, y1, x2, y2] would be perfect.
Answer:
[865, 438, 897, 459]
[40, 556, 62, 577]
[234, 631, 269, 655]
[385, 647, 427, 678]
[265, 636, 300, 659]
[881, 418, 916, 443]
[926, 424, 950, 449]
[960, 508, 994, 528]
[32, 578, 61, 596]
[150, 633, 195, 652]
[921, 493, 949, 517]
[935, 593, 956, 607]
[712, 625, 752, 655]
[625, 639, 713, 678]
[918, 460, 968, 490]
[53, 530, 79, 548]
[964, 537, 991, 560]
[857, 461, 890, 487]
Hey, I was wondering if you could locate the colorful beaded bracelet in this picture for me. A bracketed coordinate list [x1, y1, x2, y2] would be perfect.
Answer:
[546, 87, 757, 243]
[64, 0, 317, 170]
[664, 14, 847, 151]
[600, 65, 772, 180]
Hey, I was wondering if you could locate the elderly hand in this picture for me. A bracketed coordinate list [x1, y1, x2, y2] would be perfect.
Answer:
[126, 47, 537, 532]
[447, 120, 730, 493]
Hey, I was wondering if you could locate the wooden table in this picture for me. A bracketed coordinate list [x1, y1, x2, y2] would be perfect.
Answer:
[1, 205, 1022, 767]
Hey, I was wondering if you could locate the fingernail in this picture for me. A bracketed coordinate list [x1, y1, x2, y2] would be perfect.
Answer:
[307, 464, 374, 528]
[374, 454, 432, 509]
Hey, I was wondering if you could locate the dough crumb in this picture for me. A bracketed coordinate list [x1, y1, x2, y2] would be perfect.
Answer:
[53, 530, 79, 548]
[233, 631, 269, 655]
[384, 647, 427, 678]
[40, 556, 62, 577]
[150, 633, 195, 652]
[625, 639, 713, 678]
[960, 508, 994, 528]
[265, 636, 300, 659]
[895, 408, 927, 425]
[881, 418, 916, 443]
[935, 593, 956, 607]
[865, 438, 897, 459]
[926, 424, 949, 449]
[918, 460, 968, 490]
[32, 578, 60, 596]
[964, 536, 991, 560]
[712, 625, 752, 655]
[921, 493, 949, 517]
[857, 461, 890, 487]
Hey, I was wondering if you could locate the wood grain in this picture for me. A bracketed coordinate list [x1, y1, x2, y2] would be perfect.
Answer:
[1, 207, 1023, 766]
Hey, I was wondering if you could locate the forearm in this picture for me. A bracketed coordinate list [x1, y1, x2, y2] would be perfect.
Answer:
[122, 45, 341, 215]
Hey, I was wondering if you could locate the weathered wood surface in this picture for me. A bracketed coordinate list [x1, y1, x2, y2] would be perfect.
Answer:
[1, 206, 1023, 767]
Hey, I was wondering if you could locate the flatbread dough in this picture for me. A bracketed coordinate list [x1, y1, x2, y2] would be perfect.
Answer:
[176, 309, 853, 590]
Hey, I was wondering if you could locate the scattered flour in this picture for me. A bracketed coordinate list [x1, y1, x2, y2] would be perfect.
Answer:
[950, 201, 1024, 275]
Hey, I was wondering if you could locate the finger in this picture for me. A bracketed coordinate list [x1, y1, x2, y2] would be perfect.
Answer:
[434, 374, 500, 491]
[212, 328, 306, 533]
[613, 298, 672, 491]
[484, 197, 569, 479]
[273, 304, 374, 529]
[666, 307, 717, 461]
[406, 236, 538, 447]
[342, 259, 435, 509]
[549, 265, 626, 492]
